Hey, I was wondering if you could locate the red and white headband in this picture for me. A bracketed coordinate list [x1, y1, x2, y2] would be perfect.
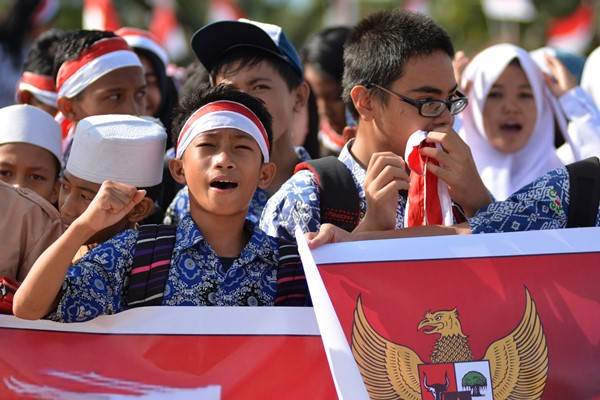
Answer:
[56, 37, 142, 99]
[116, 27, 169, 67]
[16, 72, 57, 107]
[176, 100, 270, 162]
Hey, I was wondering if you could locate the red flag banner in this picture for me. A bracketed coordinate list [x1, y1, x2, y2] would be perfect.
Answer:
[297, 227, 600, 400]
[0, 307, 335, 399]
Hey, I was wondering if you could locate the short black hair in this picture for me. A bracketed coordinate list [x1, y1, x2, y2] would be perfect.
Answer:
[52, 30, 116, 80]
[301, 26, 351, 83]
[172, 83, 273, 158]
[342, 9, 454, 119]
[23, 29, 65, 76]
[211, 47, 302, 91]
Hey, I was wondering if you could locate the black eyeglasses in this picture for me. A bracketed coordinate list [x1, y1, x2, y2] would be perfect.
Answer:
[368, 83, 468, 117]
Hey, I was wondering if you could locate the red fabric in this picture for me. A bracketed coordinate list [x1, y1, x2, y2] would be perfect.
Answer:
[149, 1, 179, 45]
[317, 251, 600, 398]
[320, 120, 346, 149]
[20, 72, 55, 92]
[0, 330, 335, 398]
[55, 112, 74, 140]
[406, 141, 442, 226]
[115, 27, 161, 44]
[547, 2, 594, 38]
[56, 37, 131, 91]
[177, 100, 270, 152]
[83, 0, 121, 31]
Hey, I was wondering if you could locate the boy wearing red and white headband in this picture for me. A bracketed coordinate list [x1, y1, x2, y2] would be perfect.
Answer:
[163, 18, 311, 227]
[52, 30, 147, 150]
[14, 85, 280, 322]
[16, 29, 65, 116]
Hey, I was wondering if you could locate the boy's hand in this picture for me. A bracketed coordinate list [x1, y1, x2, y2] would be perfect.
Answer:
[75, 180, 146, 235]
[544, 54, 576, 98]
[421, 130, 492, 217]
[360, 152, 409, 231]
[453, 51, 471, 91]
[306, 224, 352, 248]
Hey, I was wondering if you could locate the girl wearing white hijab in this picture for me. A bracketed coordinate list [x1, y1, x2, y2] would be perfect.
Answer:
[581, 46, 600, 109]
[459, 43, 600, 200]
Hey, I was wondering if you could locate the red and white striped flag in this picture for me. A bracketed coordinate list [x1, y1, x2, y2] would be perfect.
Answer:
[82, 0, 120, 31]
[547, 2, 595, 55]
[149, 0, 188, 62]
[207, 0, 245, 22]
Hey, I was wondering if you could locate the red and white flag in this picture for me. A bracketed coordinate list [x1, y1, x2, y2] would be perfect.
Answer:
[297, 227, 600, 399]
[547, 2, 595, 55]
[207, 0, 245, 22]
[0, 308, 335, 399]
[82, 0, 121, 31]
[404, 131, 453, 227]
[149, 0, 188, 62]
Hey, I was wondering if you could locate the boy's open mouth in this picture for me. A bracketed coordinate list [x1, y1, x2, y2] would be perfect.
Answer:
[210, 179, 239, 190]
[499, 122, 523, 133]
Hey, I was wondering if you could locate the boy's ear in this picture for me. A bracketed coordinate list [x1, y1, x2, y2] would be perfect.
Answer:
[257, 161, 277, 190]
[57, 97, 78, 120]
[350, 85, 376, 122]
[17, 90, 32, 105]
[127, 197, 155, 223]
[168, 158, 187, 185]
[292, 81, 310, 113]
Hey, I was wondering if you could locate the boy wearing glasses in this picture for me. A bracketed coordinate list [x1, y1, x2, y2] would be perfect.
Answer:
[261, 9, 491, 241]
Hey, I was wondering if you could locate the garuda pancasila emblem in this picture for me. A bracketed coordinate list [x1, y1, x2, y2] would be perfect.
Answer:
[351, 289, 548, 400]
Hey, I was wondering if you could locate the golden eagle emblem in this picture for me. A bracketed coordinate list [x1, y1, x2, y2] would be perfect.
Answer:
[351, 289, 548, 400]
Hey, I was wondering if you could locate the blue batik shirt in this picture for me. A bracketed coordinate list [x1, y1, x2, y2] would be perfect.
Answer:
[48, 215, 279, 323]
[163, 186, 269, 226]
[260, 140, 407, 242]
[163, 147, 311, 226]
[468, 166, 600, 233]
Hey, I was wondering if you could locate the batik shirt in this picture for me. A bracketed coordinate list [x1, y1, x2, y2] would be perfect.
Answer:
[468, 166, 600, 233]
[260, 140, 407, 241]
[163, 186, 269, 226]
[48, 215, 279, 323]
[163, 146, 311, 226]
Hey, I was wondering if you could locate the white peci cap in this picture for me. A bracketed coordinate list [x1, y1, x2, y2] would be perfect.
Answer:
[66, 114, 166, 187]
[0, 104, 61, 162]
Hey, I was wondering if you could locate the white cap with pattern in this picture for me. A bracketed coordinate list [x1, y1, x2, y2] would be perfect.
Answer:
[66, 114, 166, 187]
[0, 104, 61, 162]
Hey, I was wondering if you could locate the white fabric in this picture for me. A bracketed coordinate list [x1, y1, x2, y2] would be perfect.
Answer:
[238, 18, 282, 45]
[403, 130, 453, 227]
[17, 82, 57, 107]
[122, 35, 169, 66]
[58, 50, 142, 99]
[66, 115, 166, 187]
[581, 46, 600, 109]
[460, 43, 567, 200]
[0, 104, 61, 161]
[176, 110, 270, 162]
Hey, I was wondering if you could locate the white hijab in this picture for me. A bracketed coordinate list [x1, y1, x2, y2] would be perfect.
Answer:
[581, 46, 600, 109]
[459, 43, 569, 200]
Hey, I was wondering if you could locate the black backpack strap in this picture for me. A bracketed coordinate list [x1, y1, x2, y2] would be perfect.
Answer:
[566, 157, 600, 228]
[294, 156, 360, 231]
[274, 238, 311, 307]
[124, 224, 177, 308]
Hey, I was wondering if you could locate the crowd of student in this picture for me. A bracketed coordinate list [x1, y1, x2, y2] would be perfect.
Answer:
[0, 2, 599, 323]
